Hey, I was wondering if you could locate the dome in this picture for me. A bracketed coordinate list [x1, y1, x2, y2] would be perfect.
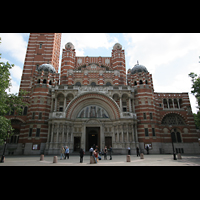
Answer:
[113, 43, 122, 50]
[131, 61, 148, 74]
[65, 42, 74, 50]
[38, 64, 56, 73]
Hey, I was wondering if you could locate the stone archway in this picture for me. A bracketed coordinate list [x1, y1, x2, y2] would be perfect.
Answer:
[65, 93, 120, 120]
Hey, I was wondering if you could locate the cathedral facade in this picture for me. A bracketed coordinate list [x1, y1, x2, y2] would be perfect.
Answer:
[2, 33, 200, 155]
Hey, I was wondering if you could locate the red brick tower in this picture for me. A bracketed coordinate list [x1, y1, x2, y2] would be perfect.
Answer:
[18, 33, 61, 153]
[111, 43, 126, 85]
[60, 42, 76, 85]
[19, 33, 61, 93]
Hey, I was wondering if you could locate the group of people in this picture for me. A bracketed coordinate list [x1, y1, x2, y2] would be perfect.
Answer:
[60, 146, 69, 160]
[60, 145, 147, 163]
[89, 144, 113, 163]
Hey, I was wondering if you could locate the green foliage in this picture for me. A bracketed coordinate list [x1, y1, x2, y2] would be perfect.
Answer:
[189, 72, 200, 129]
[189, 72, 200, 110]
[193, 113, 200, 129]
[0, 37, 28, 145]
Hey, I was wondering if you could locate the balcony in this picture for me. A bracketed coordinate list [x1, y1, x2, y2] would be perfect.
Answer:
[120, 112, 137, 119]
[49, 112, 65, 119]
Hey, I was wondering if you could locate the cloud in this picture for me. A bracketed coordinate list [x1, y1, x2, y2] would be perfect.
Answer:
[123, 33, 200, 73]
[0, 33, 28, 63]
[123, 33, 200, 113]
[61, 33, 118, 56]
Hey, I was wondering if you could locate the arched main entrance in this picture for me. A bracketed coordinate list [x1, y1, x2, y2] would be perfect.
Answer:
[86, 127, 100, 151]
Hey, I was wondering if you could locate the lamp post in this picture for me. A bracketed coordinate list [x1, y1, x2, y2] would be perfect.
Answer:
[169, 125, 177, 160]
[0, 132, 10, 163]
[0, 139, 7, 163]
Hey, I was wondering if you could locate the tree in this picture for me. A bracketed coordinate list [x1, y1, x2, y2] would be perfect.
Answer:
[0, 37, 28, 145]
[189, 72, 200, 129]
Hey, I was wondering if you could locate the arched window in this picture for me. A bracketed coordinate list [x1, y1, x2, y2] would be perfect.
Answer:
[91, 82, 96, 86]
[174, 99, 178, 108]
[179, 99, 182, 108]
[161, 113, 185, 125]
[37, 79, 40, 83]
[134, 81, 137, 86]
[106, 82, 112, 86]
[168, 99, 173, 108]
[43, 79, 47, 84]
[49, 80, 52, 85]
[145, 80, 148, 84]
[139, 80, 143, 84]
[75, 82, 81, 86]
[163, 99, 168, 109]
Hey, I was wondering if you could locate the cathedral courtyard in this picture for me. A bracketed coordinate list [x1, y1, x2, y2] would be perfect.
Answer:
[0, 154, 200, 166]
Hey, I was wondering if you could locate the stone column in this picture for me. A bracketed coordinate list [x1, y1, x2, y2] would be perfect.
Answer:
[117, 125, 119, 142]
[47, 122, 51, 144]
[126, 123, 129, 142]
[129, 98, 132, 112]
[132, 123, 135, 142]
[112, 125, 115, 143]
[177, 99, 180, 109]
[64, 96, 66, 111]
[50, 123, 54, 143]
[134, 123, 138, 143]
[120, 97, 122, 112]
[51, 98, 54, 112]
[54, 97, 57, 112]
[172, 99, 175, 108]
[121, 124, 124, 143]
[62, 124, 65, 144]
[56, 123, 59, 149]
[66, 123, 69, 144]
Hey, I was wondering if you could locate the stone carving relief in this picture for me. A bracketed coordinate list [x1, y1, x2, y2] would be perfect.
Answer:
[77, 105, 109, 118]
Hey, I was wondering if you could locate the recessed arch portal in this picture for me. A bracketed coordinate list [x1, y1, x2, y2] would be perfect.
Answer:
[65, 93, 120, 120]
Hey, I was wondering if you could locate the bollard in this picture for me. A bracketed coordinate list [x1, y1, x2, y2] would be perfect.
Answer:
[40, 154, 44, 161]
[53, 156, 57, 163]
[177, 153, 182, 159]
[90, 156, 95, 164]
[127, 155, 131, 162]
[140, 153, 144, 159]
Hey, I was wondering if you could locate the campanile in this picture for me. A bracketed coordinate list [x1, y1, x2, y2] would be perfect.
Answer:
[19, 33, 61, 93]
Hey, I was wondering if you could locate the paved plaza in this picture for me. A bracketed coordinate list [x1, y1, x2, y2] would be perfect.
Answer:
[0, 154, 200, 166]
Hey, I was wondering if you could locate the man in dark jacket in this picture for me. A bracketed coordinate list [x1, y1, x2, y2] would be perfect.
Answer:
[80, 148, 84, 163]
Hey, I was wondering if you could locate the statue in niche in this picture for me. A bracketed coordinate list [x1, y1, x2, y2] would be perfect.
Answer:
[90, 106, 96, 118]
[102, 109, 108, 118]
[97, 107, 101, 118]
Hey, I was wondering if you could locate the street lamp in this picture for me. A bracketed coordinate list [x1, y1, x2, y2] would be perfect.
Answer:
[0, 132, 10, 163]
[0, 139, 7, 163]
[169, 125, 177, 160]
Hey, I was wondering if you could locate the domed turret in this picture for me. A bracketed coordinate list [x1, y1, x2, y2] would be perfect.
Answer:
[131, 61, 148, 74]
[65, 42, 74, 50]
[38, 64, 56, 73]
[113, 43, 122, 50]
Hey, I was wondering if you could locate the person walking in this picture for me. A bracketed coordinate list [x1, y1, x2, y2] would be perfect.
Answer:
[146, 145, 149, 155]
[60, 146, 65, 160]
[104, 146, 107, 160]
[65, 146, 69, 159]
[127, 146, 131, 155]
[136, 146, 140, 157]
[89, 146, 93, 156]
[93, 148, 98, 163]
[80, 148, 84, 163]
[108, 145, 112, 160]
